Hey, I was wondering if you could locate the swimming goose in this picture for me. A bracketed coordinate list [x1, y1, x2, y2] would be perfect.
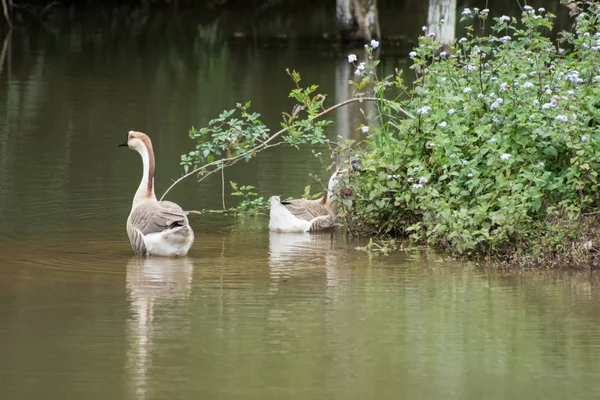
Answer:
[119, 131, 195, 257]
[269, 169, 346, 233]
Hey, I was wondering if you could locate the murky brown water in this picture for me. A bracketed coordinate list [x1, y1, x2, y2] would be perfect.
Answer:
[2, 29, 600, 400]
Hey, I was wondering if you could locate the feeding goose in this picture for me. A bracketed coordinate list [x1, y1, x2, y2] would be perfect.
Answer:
[269, 168, 347, 233]
[119, 131, 195, 257]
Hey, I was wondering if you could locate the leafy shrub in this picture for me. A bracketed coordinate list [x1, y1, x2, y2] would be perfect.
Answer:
[349, 2, 600, 256]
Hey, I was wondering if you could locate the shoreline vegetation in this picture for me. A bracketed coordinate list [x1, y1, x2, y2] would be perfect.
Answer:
[171, 1, 600, 270]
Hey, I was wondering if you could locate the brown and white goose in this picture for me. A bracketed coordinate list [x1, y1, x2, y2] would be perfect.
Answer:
[119, 131, 194, 257]
[269, 169, 345, 233]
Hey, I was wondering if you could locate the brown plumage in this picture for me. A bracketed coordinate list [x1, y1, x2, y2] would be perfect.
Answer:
[281, 197, 333, 222]
[127, 201, 192, 255]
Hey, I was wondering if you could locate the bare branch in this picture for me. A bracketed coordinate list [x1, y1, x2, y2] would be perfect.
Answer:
[159, 96, 413, 200]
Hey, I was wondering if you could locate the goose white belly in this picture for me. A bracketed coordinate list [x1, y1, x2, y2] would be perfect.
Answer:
[143, 226, 195, 257]
[269, 196, 311, 233]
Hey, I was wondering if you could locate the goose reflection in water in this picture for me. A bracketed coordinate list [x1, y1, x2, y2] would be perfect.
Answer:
[268, 231, 343, 289]
[125, 257, 194, 400]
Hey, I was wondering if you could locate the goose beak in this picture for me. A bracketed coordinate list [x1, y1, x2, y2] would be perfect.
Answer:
[118, 139, 129, 147]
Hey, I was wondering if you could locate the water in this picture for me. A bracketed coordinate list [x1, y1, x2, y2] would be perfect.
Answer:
[1, 28, 600, 400]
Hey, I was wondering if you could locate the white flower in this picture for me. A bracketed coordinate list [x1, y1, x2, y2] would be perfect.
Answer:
[532, 99, 539, 105]
[538, 8, 545, 13]
[419, 177, 428, 184]
[493, 117, 500, 125]
[489, 137, 497, 143]
[462, 159, 468, 166]
[500, 153, 511, 161]
[519, 73, 527, 79]
[438, 121, 447, 128]
[450, 153, 456, 158]
[481, 8, 489, 14]
[544, 89, 552, 95]
[501, 36, 512, 44]
[458, 37, 467, 44]
[467, 173, 474, 178]
[500, 82, 509, 91]
[539, 162, 545, 167]
[594, 76, 600, 81]
[357, 62, 366, 70]
[530, 114, 535, 121]
[463, 87, 472, 94]
[584, 32, 591, 38]
[440, 19, 445, 24]
[523, 5, 533, 11]
[448, 109, 456, 115]
[521, 82, 534, 89]
[541, 102, 554, 109]
[361, 126, 369, 133]
[477, 93, 484, 99]
[555, 115, 568, 122]
[422, 26, 427, 32]
[464, 65, 477, 72]
[499, 15, 511, 23]
[427, 142, 435, 148]
[565, 70, 583, 83]
[417, 106, 431, 115]
[354, 69, 362, 76]
[412, 183, 423, 189]
[439, 51, 447, 57]
[581, 136, 588, 142]
[573, 114, 578, 121]
[566, 90, 575, 95]
[370, 39, 379, 49]
[428, 32, 436, 38]
[490, 101, 500, 110]
[407, 177, 413, 182]
[347, 54, 357, 63]
[409, 51, 417, 57]
[462, 8, 472, 15]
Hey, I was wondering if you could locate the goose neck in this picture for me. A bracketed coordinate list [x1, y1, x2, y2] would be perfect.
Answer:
[133, 142, 156, 207]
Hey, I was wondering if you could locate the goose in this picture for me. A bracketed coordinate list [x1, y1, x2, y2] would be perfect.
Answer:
[269, 169, 346, 233]
[119, 131, 195, 257]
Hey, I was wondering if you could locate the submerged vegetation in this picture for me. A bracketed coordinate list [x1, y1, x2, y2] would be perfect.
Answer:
[174, 0, 600, 268]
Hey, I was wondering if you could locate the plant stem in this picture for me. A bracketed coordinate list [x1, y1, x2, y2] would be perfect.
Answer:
[221, 162, 226, 210]
[160, 96, 413, 200]
[1, 0, 11, 28]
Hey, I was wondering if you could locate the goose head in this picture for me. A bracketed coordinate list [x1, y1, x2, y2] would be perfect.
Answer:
[118, 130, 152, 153]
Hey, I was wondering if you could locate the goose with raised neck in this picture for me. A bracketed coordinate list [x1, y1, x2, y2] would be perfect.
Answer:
[119, 131, 195, 257]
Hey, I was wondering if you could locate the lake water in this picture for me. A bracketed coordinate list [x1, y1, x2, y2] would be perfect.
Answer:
[1, 27, 600, 400]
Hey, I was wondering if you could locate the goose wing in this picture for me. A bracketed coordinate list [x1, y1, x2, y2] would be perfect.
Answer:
[280, 198, 330, 222]
[129, 201, 190, 236]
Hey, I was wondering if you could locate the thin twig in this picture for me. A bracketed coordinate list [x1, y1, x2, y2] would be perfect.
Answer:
[1, 0, 11, 28]
[160, 96, 413, 201]
[221, 161, 226, 210]
[0, 30, 10, 76]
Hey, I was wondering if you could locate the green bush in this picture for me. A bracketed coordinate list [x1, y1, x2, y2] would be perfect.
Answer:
[349, 2, 600, 256]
